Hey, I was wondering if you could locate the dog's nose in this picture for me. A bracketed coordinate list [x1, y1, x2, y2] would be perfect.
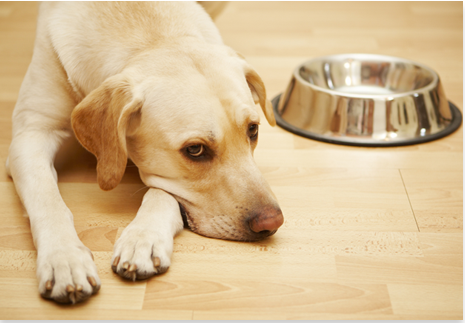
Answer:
[248, 207, 284, 233]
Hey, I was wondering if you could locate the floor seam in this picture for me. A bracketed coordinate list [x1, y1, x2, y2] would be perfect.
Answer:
[398, 169, 420, 232]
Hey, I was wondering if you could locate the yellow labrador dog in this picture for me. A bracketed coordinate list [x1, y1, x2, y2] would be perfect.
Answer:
[7, 2, 283, 304]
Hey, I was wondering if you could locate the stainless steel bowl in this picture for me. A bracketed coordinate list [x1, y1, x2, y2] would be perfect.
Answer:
[273, 53, 462, 146]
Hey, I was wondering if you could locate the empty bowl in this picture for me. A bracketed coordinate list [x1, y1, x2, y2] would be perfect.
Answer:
[273, 53, 462, 147]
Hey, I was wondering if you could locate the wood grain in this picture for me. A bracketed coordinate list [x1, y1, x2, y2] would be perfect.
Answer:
[144, 279, 392, 315]
[336, 254, 462, 285]
[387, 283, 463, 318]
[0, 1, 462, 320]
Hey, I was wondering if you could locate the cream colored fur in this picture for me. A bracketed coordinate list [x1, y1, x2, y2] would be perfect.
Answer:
[7, 2, 282, 305]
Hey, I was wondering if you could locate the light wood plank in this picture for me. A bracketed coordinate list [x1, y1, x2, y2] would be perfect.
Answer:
[255, 149, 463, 171]
[144, 279, 392, 316]
[280, 207, 418, 232]
[192, 310, 457, 320]
[172, 230, 423, 258]
[0, 182, 30, 227]
[59, 183, 145, 228]
[336, 255, 462, 285]
[0, 308, 193, 320]
[388, 284, 463, 319]
[418, 232, 463, 255]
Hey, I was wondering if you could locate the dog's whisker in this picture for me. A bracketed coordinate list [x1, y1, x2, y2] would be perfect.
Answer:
[131, 185, 149, 197]
[210, 216, 242, 240]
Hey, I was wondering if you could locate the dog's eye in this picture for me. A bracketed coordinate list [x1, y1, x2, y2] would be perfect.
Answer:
[186, 144, 204, 157]
[248, 124, 259, 140]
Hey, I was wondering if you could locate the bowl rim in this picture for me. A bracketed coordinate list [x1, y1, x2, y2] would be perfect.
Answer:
[273, 94, 462, 147]
[294, 53, 440, 99]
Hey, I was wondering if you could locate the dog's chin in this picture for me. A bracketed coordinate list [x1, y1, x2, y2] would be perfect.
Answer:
[191, 225, 278, 242]
[195, 227, 278, 242]
[178, 203, 277, 242]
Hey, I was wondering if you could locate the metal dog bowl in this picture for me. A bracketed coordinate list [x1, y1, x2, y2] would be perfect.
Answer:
[273, 53, 462, 147]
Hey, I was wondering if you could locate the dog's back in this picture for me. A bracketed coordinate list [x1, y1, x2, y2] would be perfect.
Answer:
[41, 2, 223, 99]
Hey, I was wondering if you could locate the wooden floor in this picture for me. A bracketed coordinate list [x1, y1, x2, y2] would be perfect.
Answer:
[0, 2, 462, 320]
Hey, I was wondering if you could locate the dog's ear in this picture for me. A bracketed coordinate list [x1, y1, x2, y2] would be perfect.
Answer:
[224, 46, 276, 126]
[244, 66, 276, 127]
[71, 74, 143, 191]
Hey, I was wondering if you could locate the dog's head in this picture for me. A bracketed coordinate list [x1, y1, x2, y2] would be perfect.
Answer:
[71, 45, 283, 241]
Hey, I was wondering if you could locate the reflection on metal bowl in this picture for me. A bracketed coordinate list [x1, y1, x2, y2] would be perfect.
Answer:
[273, 53, 462, 147]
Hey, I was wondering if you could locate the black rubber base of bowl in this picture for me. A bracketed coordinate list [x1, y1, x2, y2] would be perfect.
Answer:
[272, 94, 462, 147]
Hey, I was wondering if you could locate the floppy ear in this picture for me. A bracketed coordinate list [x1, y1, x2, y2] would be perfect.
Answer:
[244, 66, 276, 126]
[71, 74, 143, 191]
[224, 46, 276, 126]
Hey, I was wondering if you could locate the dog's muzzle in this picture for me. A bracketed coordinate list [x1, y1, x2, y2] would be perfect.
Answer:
[178, 201, 284, 242]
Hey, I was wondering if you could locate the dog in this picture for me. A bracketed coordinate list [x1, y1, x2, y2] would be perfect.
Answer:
[7, 2, 284, 304]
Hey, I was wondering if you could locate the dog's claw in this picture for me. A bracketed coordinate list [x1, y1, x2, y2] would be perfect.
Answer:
[112, 256, 120, 267]
[64, 284, 76, 304]
[88, 276, 97, 287]
[58, 282, 98, 304]
[114, 257, 166, 281]
[45, 280, 53, 291]
[153, 256, 161, 268]
[123, 264, 137, 281]
[114, 260, 139, 281]
[69, 294, 76, 304]
[41, 280, 54, 299]
[87, 276, 101, 295]
[111, 256, 120, 273]
[37, 245, 101, 304]
[66, 284, 75, 293]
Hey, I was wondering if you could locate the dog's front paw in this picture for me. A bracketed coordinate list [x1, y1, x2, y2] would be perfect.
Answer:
[111, 226, 173, 281]
[37, 243, 101, 304]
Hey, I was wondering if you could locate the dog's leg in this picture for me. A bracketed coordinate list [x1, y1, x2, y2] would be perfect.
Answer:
[9, 129, 101, 304]
[111, 188, 183, 280]
[8, 13, 101, 301]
